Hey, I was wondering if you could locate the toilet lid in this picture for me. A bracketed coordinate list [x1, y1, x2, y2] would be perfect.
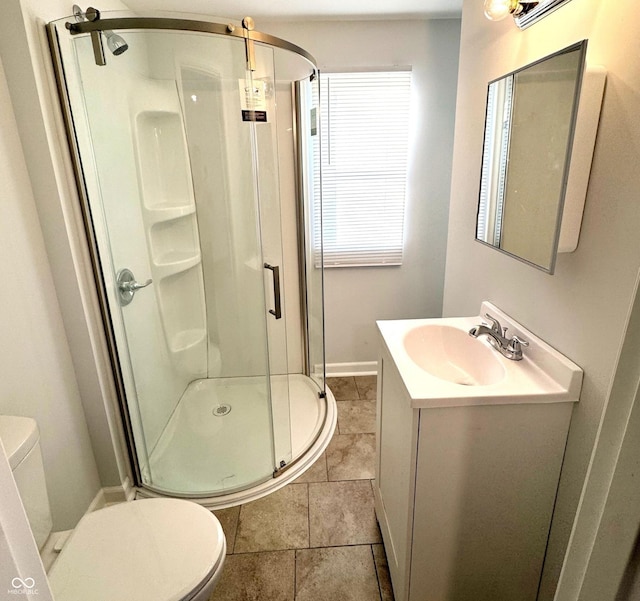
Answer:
[48, 498, 225, 601]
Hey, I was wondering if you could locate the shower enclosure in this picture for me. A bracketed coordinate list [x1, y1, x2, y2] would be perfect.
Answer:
[47, 11, 334, 506]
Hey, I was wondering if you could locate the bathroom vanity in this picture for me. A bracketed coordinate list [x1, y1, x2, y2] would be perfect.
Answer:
[373, 302, 582, 601]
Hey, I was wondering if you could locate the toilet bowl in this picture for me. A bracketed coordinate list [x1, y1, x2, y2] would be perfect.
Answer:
[0, 415, 226, 601]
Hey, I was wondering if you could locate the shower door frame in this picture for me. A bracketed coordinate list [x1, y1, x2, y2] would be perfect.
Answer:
[293, 79, 326, 385]
[47, 14, 325, 498]
[63, 16, 316, 67]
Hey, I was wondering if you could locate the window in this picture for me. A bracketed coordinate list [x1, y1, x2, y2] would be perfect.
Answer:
[477, 74, 514, 246]
[315, 70, 412, 267]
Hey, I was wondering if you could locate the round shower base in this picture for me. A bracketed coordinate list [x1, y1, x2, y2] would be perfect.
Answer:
[136, 374, 336, 509]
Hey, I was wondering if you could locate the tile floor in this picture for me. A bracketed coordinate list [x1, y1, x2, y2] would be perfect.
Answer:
[210, 375, 394, 601]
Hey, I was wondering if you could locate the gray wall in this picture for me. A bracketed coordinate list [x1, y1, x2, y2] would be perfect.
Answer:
[0, 0, 135, 525]
[443, 1, 640, 597]
[0, 56, 101, 530]
[263, 19, 461, 367]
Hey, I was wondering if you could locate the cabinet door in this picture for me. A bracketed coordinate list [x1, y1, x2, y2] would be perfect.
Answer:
[410, 403, 571, 601]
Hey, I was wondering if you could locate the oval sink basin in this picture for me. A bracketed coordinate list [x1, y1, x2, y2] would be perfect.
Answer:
[403, 325, 506, 386]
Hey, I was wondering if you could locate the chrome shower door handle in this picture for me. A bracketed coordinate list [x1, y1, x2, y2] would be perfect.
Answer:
[264, 263, 282, 319]
[117, 268, 153, 306]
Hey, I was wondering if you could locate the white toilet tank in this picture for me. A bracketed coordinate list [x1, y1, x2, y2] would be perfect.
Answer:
[0, 416, 53, 550]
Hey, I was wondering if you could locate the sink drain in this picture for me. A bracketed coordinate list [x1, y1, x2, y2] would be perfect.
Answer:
[213, 404, 231, 417]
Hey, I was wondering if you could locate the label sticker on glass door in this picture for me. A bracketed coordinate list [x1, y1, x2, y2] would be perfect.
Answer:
[239, 79, 268, 122]
[242, 110, 267, 122]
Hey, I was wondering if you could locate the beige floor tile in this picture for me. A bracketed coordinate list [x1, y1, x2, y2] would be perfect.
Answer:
[326, 376, 359, 400]
[234, 483, 309, 552]
[294, 453, 328, 483]
[213, 505, 240, 554]
[326, 433, 376, 480]
[309, 480, 381, 547]
[372, 544, 395, 601]
[210, 549, 295, 601]
[338, 401, 377, 434]
[295, 545, 381, 601]
[355, 375, 377, 400]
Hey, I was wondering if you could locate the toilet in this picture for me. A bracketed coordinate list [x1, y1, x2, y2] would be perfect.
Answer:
[0, 415, 226, 601]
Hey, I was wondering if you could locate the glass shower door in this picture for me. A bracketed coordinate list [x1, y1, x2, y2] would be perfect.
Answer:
[178, 45, 294, 476]
[51, 21, 292, 496]
[250, 41, 294, 472]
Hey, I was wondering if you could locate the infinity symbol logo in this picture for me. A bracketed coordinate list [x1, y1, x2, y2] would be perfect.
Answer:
[11, 577, 35, 589]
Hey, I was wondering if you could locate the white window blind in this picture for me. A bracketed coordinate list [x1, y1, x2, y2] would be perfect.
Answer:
[316, 70, 412, 267]
[478, 75, 513, 246]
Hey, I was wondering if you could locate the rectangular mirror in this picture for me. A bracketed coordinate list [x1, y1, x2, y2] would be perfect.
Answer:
[476, 40, 587, 273]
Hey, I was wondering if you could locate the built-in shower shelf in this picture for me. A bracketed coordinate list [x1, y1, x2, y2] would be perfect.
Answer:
[129, 86, 207, 380]
[145, 204, 195, 224]
[154, 252, 201, 279]
[154, 255, 201, 280]
[171, 328, 207, 353]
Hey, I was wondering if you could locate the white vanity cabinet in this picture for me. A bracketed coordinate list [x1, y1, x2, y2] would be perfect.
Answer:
[374, 306, 582, 601]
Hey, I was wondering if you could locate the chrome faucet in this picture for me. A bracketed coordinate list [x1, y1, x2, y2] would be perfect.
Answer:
[469, 313, 529, 361]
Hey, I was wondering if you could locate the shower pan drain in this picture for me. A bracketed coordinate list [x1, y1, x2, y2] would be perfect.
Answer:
[212, 404, 232, 417]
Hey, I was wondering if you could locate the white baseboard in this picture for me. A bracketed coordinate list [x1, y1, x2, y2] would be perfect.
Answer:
[326, 361, 378, 377]
[86, 488, 107, 513]
[104, 477, 134, 504]
[86, 477, 133, 513]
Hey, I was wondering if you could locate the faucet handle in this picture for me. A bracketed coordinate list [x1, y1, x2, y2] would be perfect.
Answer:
[508, 335, 529, 358]
[511, 335, 529, 348]
[484, 313, 504, 336]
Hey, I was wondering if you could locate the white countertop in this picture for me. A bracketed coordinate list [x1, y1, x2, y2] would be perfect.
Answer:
[377, 301, 583, 409]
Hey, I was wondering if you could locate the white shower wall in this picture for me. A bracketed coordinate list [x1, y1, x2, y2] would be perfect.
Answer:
[147, 33, 305, 378]
[171, 40, 271, 379]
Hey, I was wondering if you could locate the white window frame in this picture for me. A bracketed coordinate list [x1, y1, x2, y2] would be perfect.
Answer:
[314, 69, 412, 268]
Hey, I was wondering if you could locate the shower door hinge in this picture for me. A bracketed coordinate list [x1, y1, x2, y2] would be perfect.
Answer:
[273, 460, 287, 477]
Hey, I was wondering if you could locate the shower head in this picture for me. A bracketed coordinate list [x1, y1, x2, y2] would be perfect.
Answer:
[105, 30, 129, 55]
